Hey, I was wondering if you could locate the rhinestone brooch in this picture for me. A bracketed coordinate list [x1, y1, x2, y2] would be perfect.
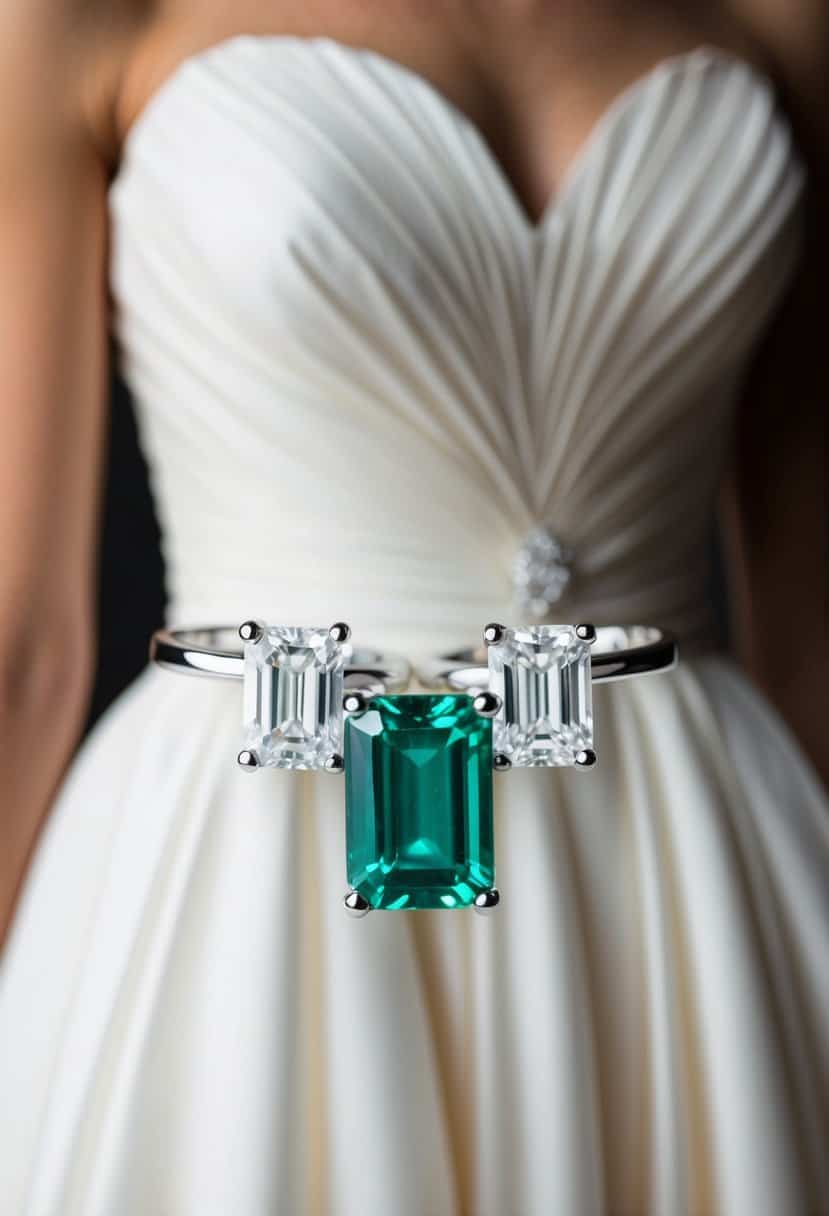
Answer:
[512, 525, 572, 618]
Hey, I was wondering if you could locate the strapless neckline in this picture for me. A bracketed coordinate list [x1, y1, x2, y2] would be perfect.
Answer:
[110, 33, 776, 234]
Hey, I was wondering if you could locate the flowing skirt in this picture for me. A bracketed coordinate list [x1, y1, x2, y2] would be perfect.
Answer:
[1, 653, 827, 1215]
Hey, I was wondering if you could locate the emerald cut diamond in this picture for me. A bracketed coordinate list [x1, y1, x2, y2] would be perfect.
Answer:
[242, 625, 344, 770]
[344, 694, 494, 909]
[488, 625, 593, 766]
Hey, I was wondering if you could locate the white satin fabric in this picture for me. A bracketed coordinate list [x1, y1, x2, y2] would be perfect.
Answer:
[1, 36, 827, 1215]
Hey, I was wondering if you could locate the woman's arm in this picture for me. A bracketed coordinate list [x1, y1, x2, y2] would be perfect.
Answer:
[720, 1, 828, 788]
[0, 9, 113, 947]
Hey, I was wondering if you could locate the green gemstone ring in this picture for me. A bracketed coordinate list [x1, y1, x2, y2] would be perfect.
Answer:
[150, 618, 678, 915]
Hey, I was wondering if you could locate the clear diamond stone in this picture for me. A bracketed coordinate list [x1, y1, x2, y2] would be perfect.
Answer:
[488, 624, 593, 766]
[512, 526, 571, 618]
[242, 625, 344, 770]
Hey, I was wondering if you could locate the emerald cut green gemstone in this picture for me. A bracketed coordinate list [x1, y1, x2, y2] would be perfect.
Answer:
[344, 694, 494, 909]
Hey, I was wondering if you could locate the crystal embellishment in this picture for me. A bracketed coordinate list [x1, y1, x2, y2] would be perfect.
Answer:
[242, 625, 344, 770]
[512, 526, 571, 618]
[488, 625, 593, 766]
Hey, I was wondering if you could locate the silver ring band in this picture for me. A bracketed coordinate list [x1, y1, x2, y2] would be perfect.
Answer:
[150, 625, 411, 692]
[417, 624, 677, 691]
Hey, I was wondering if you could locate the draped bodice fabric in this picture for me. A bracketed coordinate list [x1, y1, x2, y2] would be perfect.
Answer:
[107, 37, 804, 656]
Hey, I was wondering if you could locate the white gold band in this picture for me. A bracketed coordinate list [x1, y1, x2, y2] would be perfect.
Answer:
[150, 623, 411, 692]
[417, 623, 678, 691]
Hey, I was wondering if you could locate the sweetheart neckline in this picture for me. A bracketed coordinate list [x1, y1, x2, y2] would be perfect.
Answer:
[109, 33, 776, 234]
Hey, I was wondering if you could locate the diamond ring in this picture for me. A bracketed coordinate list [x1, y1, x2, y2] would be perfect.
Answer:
[149, 621, 410, 772]
[417, 623, 678, 769]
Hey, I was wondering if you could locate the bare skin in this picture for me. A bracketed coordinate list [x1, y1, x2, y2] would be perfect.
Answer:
[0, 0, 826, 948]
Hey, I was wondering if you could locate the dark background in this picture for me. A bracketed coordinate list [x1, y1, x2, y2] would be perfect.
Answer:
[84, 363, 732, 735]
[85, 365, 165, 731]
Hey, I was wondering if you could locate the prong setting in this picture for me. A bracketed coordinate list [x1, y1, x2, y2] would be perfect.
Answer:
[487, 624, 594, 767]
[325, 752, 345, 773]
[343, 889, 371, 917]
[474, 888, 500, 913]
[329, 621, 351, 644]
[473, 690, 502, 717]
[575, 748, 597, 768]
[238, 619, 264, 644]
[237, 748, 260, 770]
[343, 690, 371, 715]
[483, 622, 506, 646]
[493, 753, 512, 771]
[575, 623, 597, 644]
[242, 624, 345, 770]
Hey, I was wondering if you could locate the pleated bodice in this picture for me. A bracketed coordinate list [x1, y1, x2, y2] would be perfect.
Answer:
[107, 36, 804, 655]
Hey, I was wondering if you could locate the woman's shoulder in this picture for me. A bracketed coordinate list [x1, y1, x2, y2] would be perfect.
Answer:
[0, 0, 157, 174]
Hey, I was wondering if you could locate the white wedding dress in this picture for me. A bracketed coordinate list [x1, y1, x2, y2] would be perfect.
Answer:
[1, 35, 827, 1216]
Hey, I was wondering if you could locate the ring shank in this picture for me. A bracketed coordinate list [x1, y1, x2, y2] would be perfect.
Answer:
[150, 626, 411, 691]
[419, 625, 678, 689]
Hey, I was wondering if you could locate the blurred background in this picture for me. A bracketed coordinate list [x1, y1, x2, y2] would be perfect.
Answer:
[85, 357, 165, 729]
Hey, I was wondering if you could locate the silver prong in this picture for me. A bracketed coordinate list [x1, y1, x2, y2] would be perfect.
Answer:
[493, 753, 512, 771]
[576, 623, 597, 644]
[473, 690, 502, 717]
[575, 748, 597, 768]
[238, 619, 264, 643]
[343, 690, 371, 714]
[483, 622, 506, 646]
[343, 889, 371, 917]
[474, 888, 500, 913]
[237, 748, 260, 770]
[325, 752, 344, 773]
[329, 621, 351, 644]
